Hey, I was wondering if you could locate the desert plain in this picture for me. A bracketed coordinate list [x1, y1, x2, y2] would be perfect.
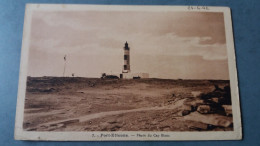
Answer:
[23, 77, 233, 131]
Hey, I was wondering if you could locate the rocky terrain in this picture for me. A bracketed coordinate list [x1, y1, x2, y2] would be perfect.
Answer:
[23, 77, 233, 131]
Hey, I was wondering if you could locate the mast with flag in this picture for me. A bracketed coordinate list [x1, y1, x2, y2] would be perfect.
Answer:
[63, 55, 67, 77]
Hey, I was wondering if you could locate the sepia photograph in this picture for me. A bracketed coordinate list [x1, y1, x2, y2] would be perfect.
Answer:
[15, 4, 241, 141]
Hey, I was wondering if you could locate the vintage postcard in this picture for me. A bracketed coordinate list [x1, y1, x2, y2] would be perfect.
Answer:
[15, 4, 242, 141]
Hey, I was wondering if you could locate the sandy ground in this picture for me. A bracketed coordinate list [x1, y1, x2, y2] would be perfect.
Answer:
[23, 77, 233, 131]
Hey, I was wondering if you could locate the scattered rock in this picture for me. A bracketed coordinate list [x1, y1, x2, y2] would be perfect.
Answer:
[222, 105, 232, 116]
[197, 103, 225, 115]
[211, 97, 219, 103]
[182, 110, 191, 116]
[111, 125, 121, 131]
[207, 124, 216, 130]
[176, 105, 193, 116]
[200, 85, 231, 102]
[191, 91, 202, 97]
[184, 99, 204, 107]
[197, 105, 211, 114]
[190, 105, 197, 112]
[196, 85, 232, 115]
[214, 85, 224, 92]
[184, 112, 233, 128]
[189, 124, 208, 131]
[216, 118, 232, 128]
[189, 126, 203, 131]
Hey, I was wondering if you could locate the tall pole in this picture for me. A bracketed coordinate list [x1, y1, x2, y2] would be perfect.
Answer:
[63, 55, 67, 77]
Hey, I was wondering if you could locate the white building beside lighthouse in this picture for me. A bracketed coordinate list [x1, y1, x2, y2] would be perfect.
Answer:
[120, 42, 149, 79]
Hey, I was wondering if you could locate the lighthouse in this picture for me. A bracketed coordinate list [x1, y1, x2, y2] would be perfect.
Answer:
[120, 41, 149, 79]
[123, 41, 130, 73]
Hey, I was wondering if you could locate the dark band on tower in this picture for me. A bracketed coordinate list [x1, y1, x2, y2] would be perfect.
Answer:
[123, 41, 130, 73]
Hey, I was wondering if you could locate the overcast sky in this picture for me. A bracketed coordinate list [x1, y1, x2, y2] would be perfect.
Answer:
[28, 10, 229, 79]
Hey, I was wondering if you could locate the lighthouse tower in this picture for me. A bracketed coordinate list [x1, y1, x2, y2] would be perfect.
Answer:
[123, 41, 130, 73]
[120, 41, 149, 79]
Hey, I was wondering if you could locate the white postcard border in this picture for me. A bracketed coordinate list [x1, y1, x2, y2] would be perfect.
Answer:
[15, 4, 242, 141]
